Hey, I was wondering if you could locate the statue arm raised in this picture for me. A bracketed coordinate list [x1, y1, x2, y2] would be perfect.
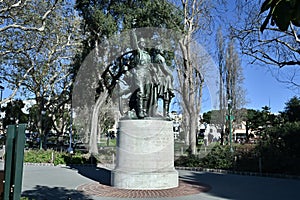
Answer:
[131, 29, 139, 51]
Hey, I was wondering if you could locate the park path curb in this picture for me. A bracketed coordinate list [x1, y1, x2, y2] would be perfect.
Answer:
[175, 166, 300, 180]
[23, 162, 97, 167]
[21, 163, 300, 180]
[24, 162, 55, 166]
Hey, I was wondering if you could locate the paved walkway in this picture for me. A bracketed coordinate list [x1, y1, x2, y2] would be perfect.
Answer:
[1, 162, 300, 199]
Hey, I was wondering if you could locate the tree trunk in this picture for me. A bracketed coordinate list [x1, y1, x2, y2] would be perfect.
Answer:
[89, 91, 108, 155]
[189, 111, 197, 155]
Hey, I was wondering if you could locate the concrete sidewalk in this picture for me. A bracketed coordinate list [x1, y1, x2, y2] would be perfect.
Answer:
[2, 162, 300, 200]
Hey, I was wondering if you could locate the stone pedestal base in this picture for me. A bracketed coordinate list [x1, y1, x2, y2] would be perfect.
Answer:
[111, 119, 178, 190]
[112, 170, 178, 190]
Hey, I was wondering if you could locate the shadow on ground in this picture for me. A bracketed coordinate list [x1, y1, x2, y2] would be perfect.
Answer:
[68, 165, 112, 186]
[22, 185, 94, 200]
[179, 170, 300, 200]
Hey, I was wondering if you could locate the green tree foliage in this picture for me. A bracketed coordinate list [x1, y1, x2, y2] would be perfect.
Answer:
[245, 109, 261, 130]
[202, 110, 224, 125]
[1, 99, 28, 127]
[27, 104, 52, 134]
[180, 96, 300, 174]
[244, 106, 280, 138]
[246, 97, 300, 174]
[281, 96, 300, 122]
[257, 121, 300, 174]
[260, 0, 300, 32]
[202, 111, 212, 123]
[74, 0, 182, 64]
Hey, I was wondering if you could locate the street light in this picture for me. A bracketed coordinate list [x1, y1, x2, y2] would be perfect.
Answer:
[0, 85, 4, 133]
[227, 99, 234, 152]
[68, 108, 74, 154]
[40, 110, 46, 149]
[0, 85, 4, 102]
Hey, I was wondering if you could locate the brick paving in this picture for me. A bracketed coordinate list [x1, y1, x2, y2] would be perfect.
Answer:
[77, 180, 210, 198]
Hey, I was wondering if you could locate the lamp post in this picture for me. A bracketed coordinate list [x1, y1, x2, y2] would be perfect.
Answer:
[227, 99, 234, 152]
[0, 85, 3, 102]
[0, 85, 4, 133]
[40, 110, 46, 149]
[68, 108, 73, 154]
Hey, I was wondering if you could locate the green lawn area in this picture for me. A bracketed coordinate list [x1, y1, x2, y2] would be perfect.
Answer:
[99, 137, 116, 147]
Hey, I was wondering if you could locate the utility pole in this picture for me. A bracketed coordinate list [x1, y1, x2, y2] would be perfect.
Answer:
[227, 99, 234, 152]
[68, 107, 73, 154]
[0, 85, 4, 134]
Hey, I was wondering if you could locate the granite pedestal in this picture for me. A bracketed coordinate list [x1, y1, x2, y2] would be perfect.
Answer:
[111, 119, 178, 190]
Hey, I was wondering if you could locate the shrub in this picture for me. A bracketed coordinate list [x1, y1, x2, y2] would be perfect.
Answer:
[199, 145, 234, 169]
[175, 154, 201, 167]
[24, 150, 54, 163]
[24, 150, 90, 165]
[175, 144, 234, 169]
[62, 152, 90, 165]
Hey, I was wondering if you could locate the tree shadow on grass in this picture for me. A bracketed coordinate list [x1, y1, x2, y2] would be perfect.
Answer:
[22, 185, 94, 200]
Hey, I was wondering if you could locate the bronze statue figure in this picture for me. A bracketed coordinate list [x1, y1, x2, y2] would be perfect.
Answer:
[128, 43, 174, 118]
[152, 47, 174, 117]
[129, 34, 155, 119]
[99, 27, 175, 119]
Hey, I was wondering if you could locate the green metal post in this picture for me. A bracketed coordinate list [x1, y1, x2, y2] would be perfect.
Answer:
[227, 99, 234, 153]
[3, 124, 26, 200]
[12, 124, 26, 199]
[229, 103, 232, 151]
[3, 125, 16, 200]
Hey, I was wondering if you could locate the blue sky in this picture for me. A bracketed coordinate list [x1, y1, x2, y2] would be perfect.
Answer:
[243, 64, 299, 113]
[196, 62, 299, 115]
[215, 0, 300, 114]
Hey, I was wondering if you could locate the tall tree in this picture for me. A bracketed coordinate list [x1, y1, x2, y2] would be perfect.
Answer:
[225, 40, 246, 119]
[175, 0, 212, 154]
[244, 108, 260, 139]
[1, 0, 83, 142]
[216, 28, 226, 145]
[226, 41, 246, 144]
[215, 33, 246, 145]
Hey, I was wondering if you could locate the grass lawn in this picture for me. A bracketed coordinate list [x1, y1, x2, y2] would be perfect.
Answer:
[99, 137, 116, 147]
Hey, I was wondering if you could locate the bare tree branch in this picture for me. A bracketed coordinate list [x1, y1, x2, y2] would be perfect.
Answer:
[290, 23, 300, 44]
[0, 0, 58, 32]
